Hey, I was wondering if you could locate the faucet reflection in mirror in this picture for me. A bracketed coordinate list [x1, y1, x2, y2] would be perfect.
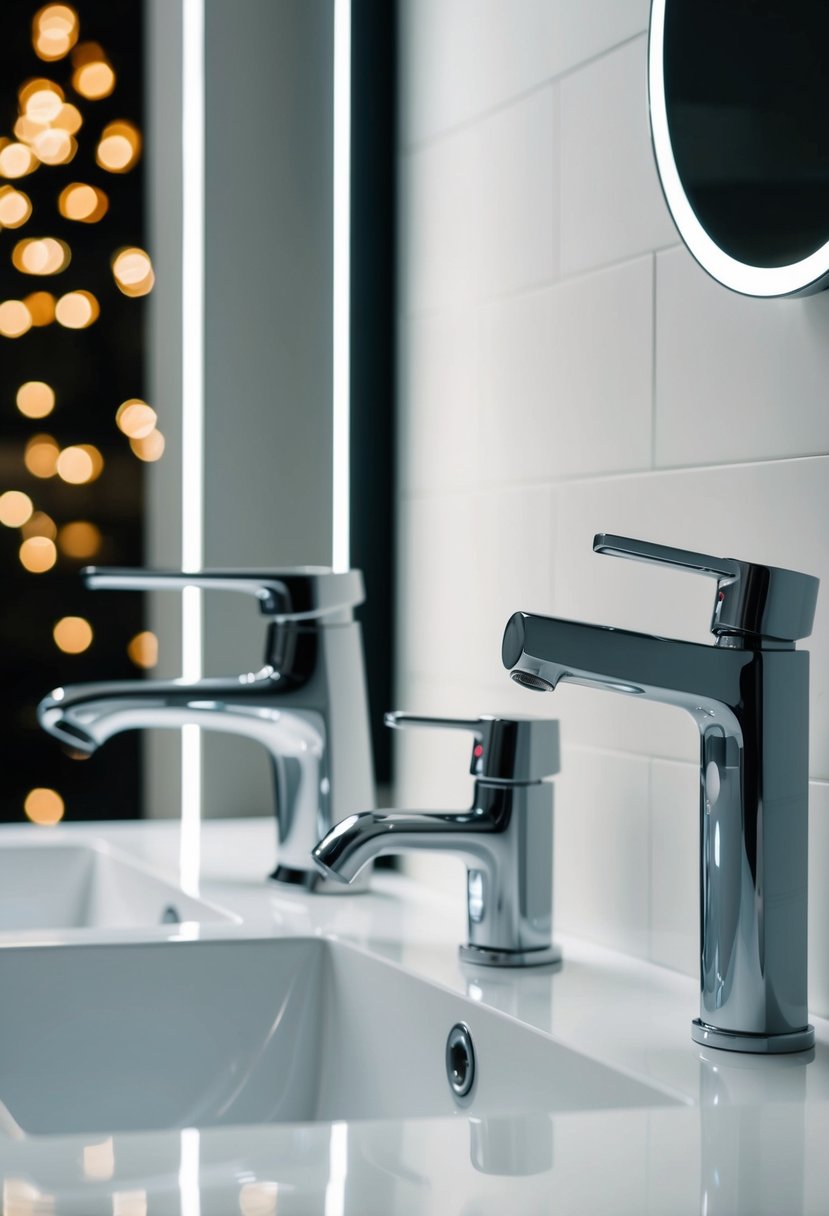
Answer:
[504, 533, 819, 1053]
[38, 567, 375, 889]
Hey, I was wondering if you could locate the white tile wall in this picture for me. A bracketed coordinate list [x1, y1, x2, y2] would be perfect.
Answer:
[397, 3, 829, 1016]
[560, 35, 678, 276]
[399, 0, 651, 149]
[656, 248, 829, 467]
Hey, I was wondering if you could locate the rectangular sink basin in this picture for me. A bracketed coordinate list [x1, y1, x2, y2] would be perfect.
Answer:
[0, 840, 234, 936]
[0, 936, 679, 1137]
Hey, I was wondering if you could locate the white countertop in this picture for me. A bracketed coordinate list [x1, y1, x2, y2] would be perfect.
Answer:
[1, 816, 827, 1215]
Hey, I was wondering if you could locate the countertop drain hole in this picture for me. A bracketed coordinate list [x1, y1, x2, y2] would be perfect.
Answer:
[446, 1022, 475, 1098]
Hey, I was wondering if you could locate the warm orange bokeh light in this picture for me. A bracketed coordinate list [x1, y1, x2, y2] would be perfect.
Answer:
[128, 631, 159, 669]
[19, 535, 57, 572]
[73, 61, 115, 101]
[54, 102, 82, 133]
[21, 510, 57, 540]
[17, 380, 55, 418]
[0, 490, 34, 528]
[53, 615, 93, 654]
[32, 127, 76, 165]
[0, 186, 32, 227]
[129, 429, 165, 462]
[59, 182, 108, 222]
[14, 114, 47, 144]
[24, 433, 59, 477]
[13, 236, 70, 275]
[0, 142, 37, 179]
[96, 121, 141, 173]
[24, 786, 65, 824]
[24, 291, 56, 326]
[0, 299, 33, 337]
[21, 82, 64, 123]
[56, 444, 103, 484]
[116, 399, 157, 439]
[111, 247, 154, 297]
[58, 520, 102, 558]
[33, 6, 79, 62]
[55, 289, 99, 328]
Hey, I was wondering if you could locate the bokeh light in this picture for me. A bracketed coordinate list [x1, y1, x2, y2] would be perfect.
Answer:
[21, 81, 64, 123]
[96, 121, 141, 173]
[55, 289, 99, 328]
[111, 247, 154, 297]
[13, 236, 70, 274]
[21, 509, 57, 540]
[71, 43, 115, 101]
[127, 631, 158, 669]
[54, 101, 82, 133]
[19, 535, 57, 572]
[53, 615, 93, 653]
[31, 127, 76, 165]
[116, 399, 156, 439]
[56, 443, 103, 484]
[0, 490, 34, 528]
[24, 433, 59, 477]
[0, 299, 33, 337]
[0, 186, 32, 227]
[58, 520, 101, 558]
[59, 181, 108, 222]
[24, 787, 65, 824]
[129, 429, 165, 462]
[0, 142, 37, 178]
[33, 6, 79, 62]
[24, 290, 56, 326]
[17, 380, 55, 418]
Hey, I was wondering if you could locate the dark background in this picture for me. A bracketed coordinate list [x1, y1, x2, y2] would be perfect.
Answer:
[0, 0, 146, 822]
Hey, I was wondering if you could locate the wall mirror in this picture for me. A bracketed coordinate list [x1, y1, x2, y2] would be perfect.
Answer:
[649, 0, 829, 297]
[0, 0, 394, 830]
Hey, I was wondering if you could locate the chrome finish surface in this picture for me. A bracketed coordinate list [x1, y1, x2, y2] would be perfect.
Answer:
[38, 568, 375, 887]
[503, 534, 818, 1053]
[314, 715, 560, 965]
[691, 1020, 815, 1056]
[594, 534, 818, 644]
[459, 943, 562, 969]
[446, 1023, 476, 1098]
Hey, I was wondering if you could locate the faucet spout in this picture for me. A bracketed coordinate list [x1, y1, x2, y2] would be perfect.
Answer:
[502, 612, 750, 722]
[313, 804, 506, 885]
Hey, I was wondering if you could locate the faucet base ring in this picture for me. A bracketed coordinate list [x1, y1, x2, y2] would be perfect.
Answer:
[459, 943, 563, 969]
[270, 864, 371, 894]
[691, 1019, 815, 1055]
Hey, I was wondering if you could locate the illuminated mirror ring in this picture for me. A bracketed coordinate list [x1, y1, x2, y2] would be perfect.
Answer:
[648, 0, 829, 298]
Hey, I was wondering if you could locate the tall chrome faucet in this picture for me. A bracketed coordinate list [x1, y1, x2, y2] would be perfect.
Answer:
[503, 533, 819, 1053]
[313, 712, 562, 966]
[38, 568, 375, 889]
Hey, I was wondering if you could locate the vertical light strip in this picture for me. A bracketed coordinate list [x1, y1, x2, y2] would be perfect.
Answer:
[179, 1129, 201, 1216]
[332, 0, 351, 572]
[180, 0, 205, 894]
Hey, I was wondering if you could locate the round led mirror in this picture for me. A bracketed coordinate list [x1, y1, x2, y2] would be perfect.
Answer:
[649, 0, 829, 297]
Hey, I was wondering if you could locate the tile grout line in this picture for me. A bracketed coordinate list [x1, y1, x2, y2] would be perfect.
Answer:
[400, 31, 649, 156]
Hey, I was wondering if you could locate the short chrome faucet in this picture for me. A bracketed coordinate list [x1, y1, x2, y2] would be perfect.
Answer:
[313, 712, 561, 967]
[38, 567, 375, 889]
[503, 533, 819, 1053]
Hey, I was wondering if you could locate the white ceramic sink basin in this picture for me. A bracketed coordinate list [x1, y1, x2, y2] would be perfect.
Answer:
[0, 936, 679, 1138]
[0, 840, 233, 936]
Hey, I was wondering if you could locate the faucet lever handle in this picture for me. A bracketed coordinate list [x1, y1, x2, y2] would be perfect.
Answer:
[82, 567, 364, 621]
[384, 712, 559, 781]
[593, 533, 819, 643]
